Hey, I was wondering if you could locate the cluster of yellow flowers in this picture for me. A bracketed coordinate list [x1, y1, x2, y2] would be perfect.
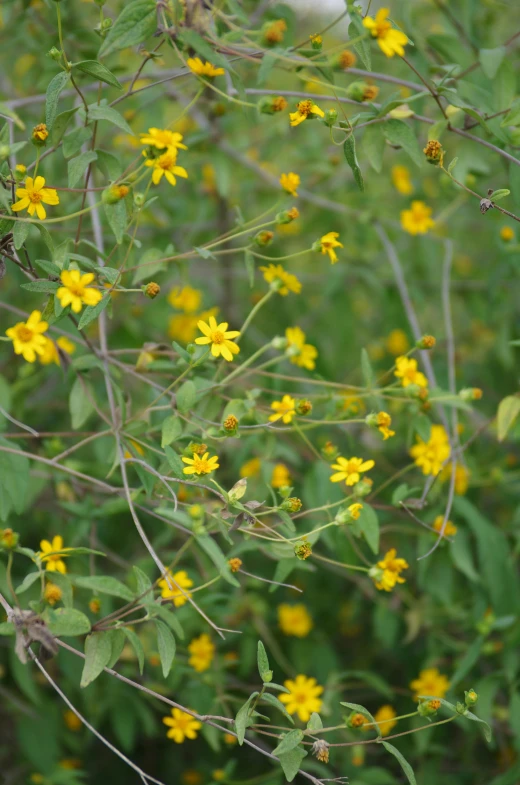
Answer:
[140, 127, 188, 188]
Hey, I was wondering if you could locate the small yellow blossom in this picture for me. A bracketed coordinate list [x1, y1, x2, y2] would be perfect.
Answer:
[376, 411, 395, 440]
[410, 667, 450, 700]
[280, 172, 300, 197]
[188, 633, 215, 672]
[500, 226, 515, 242]
[159, 569, 193, 607]
[32, 123, 49, 142]
[363, 705, 397, 736]
[401, 201, 435, 235]
[442, 462, 469, 495]
[319, 232, 343, 264]
[63, 710, 82, 732]
[285, 326, 318, 370]
[145, 150, 188, 187]
[11, 175, 59, 220]
[269, 395, 297, 424]
[168, 286, 202, 313]
[57, 336, 76, 354]
[224, 732, 237, 744]
[195, 315, 240, 361]
[432, 515, 457, 537]
[371, 548, 409, 591]
[139, 128, 187, 151]
[330, 456, 375, 486]
[182, 452, 219, 475]
[260, 264, 301, 296]
[15, 163, 27, 175]
[228, 557, 242, 572]
[279, 675, 324, 722]
[187, 58, 225, 77]
[338, 50, 357, 69]
[271, 463, 291, 488]
[240, 457, 261, 478]
[363, 8, 408, 58]
[44, 582, 62, 606]
[6, 310, 49, 363]
[163, 708, 201, 743]
[289, 100, 325, 127]
[348, 503, 363, 520]
[410, 425, 450, 476]
[341, 394, 365, 415]
[278, 604, 313, 637]
[57, 270, 103, 314]
[394, 356, 428, 388]
[391, 165, 413, 195]
[39, 535, 70, 574]
[386, 328, 410, 355]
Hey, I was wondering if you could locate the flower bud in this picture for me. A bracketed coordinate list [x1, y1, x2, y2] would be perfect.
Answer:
[281, 497, 302, 513]
[346, 712, 366, 729]
[0, 528, 19, 550]
[418, 698, 441, 717]
[258, 96, 288, 115]
[134, 192, 145, 208]
[294, 540, 312, 560]
[334, 50, 357, 70]
[322, 441, 339, 460]
[48, 47, 61, 62]
[89, 597, 101, 614]
[423, 139, 444, 166]
[188, 504, 204, 520]
[223, 414, 239, 434]
[228, 557, 242, 573]
[144, 282, 160, 299]
[254, 230, 274, 247]
[276, 206, 299, 224]
[323, 108, 338, 127]
[345, 82, 379, 103]
[465, 689, 478, 706]
[353, 477, 373, 498]
[271, 336, 288, 350]
[416, 334, 436, 350]
[189, 442, 207, 456]
[309, 33, 323, 50]
[14, 164, 27, 182]
[103, 183, 130, 204]
[44, 582, 62, 606]
[32, 123, 49, 146]
[0, 145, 10, 161]
[101, 16, 112, 29]
[296, 399, 312, 416]
[456, 701, 468, 716]
[459, 387, 483, 401]
[262, 19, 287, 46]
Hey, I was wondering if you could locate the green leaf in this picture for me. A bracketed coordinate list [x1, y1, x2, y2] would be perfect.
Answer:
[78, 292, 111, 330]
[161, 415, 183, 447]
[382, 742, 417, 785]
[306, 712, 323, 731]
[361, 347, 374, 388]
[447, 157, 458, 173]
[15, 571, 41, 594]
[86, 104, 134, 135]
[63, 125, 93, 159]
[235, 693, 258, 745]
[260, 691, 294, 723]
[68, 151, 98, 189]
[479, 47, 506, 80]
[180, 29, 230, 72]
[98, 0, 157, 58]
[363, 124, 385, 173]
[348, 14, 371, 71]
[107, 627, 126, 668]
[13, 221, 30, 251]
[357, 503, 380, 554]
[273, 729, 304, 756]
[36, 223, 55, 257]
[132, 565, 154, 603]
[104, 199, 128, 244]
[343, 134, 364, 191]
[197, 534, 240, 587]
[74, 575, 134, 601]
[490, 188, 510, 202]
[35, 259, 60, 277]
[257, 640, 272, 682]
[155, 620, 176, 677]
[81, 632, 112, 687]
[176, 380, 196, 413]
[21, 280, 59, 294]
[45, 71, 70, 131]
[123, 627, 145, 674]
[154, 604, 185, 640]
[164, 445, 185, 477]
[383, 119, 422, 166]
[0, 102, 25, 130]
[69, 376, 95, 429]
[497, 395, 520, 441]
[256, 52, 277, 86]
[51, 107, 79, 146]
[277, 746, 307, 782]
[74, 60, 123, 89]
[0, 437, 30, 520]
[47, 608, 91, 637]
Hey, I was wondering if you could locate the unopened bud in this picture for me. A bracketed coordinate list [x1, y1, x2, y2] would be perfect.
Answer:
[296, 399, 312, 415]
[281, 497, 302, 513]
[223, 414, 239, 433]
[416, 335, 436, 350]
[228, 557, 242, 573]
[89, 597, 101, 614]
[276, 206, 299, 224]
[294, 540, 312, 560]
[309, 33, 323, 50]
[32, 123, 48, 146]
[465, 689, 478, 706]
[459, 387, 483, 401]
[324, 108, 338, 127]
[423, 139, 444, 166]
[346, 712, 366, 729]
[144, 282, 160, 299]
[48, 47, 61, 62]
[0, 528, 19, 550]
[254, 230, 274, 247]
[418, 698, 441, 717]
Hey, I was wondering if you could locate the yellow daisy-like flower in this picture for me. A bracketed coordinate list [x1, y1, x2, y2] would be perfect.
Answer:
[271, 463, 291, 488]
[410, 424, 450, 476]
[39, 335, 76, 366]
[432, 515, 457, 537]
[400, 200, 435, 235]
[240, 457, 261, 478]
[363, 8, 408, 58]
[168, 286, 202, 313]
[285, 326, 318, 371]
[376, 411, 395, 440]
[362, 705, 397, 736]
[11, 175, 59, 220]
[195, 315, 240, 361]
[330, 456, 375, 487]
[319, 232, 343, 264]
[145, 150, 188, 187]
[6, 310, 49, 363]
[386, 328, 410, 356]
[278, 604, 313, 638]
[289, 100, 325, 127]
[394, 356, 428, 388]
[371, 548, 408, 592]
[279, 675, 324, 722]
[39, 535, 70, 574]
[391, 165, 413, 195]
[280, 172, 300, 197]
[260, 263, 302, 296]
[163, 708, 201, 743]
[269, 394, 296, 424]
[410, 667, 450, 700]
[182, 452, 220, 476]
[139, 127, 187, 151]
[158, 569, 193, 607]
[57, 269, 103, 314]
[188, 633, 215, 672]
[187, 57, 225, 77]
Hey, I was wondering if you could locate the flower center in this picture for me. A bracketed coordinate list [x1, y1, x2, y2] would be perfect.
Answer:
[375, 20, 391, 37]
[211, 330, 225, 344]
[67, 282, 86, 297]
[17, 326, 34, 342]
[294, 691, 307, 704]
[28, 190, 43, 204]
[159, 154, 175, 170]
[297, 100, 313, 117]
[194, 456, 210, 473]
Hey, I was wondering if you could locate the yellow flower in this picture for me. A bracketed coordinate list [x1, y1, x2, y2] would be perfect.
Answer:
[279, 675, 324, 722]
[280, 172, 300, 197]
[187, 57, 225, 77]
[289, 100, 325, 127]
[15, 163, 27, 175]
[224, 732, 237, 745]
[363, 705, 397, 736]
[391, 165, 413, 195]
[500, 225, 515, 242]
[39, 335, 75, 366]
[260, 263, 301, 296]
[163, 708, 202, 743]
[341, 394, 365, 415]
[285, 326, 318, 371]
[195, 315, 240, 361]
[330, 456, 375, 486]
[182, 452, 219, 476]
[188, 633, 215, 672]
[410, 667, 450, 700]
[269, 394, 297, 424]
[240, 458, 261, 478]
[271, 463, 291, 488]
[63, 710, 82, 731]
[394, 356, 428, 388]
[57, 269, 103, 314]
[400, 201, 435, 235]
[158, 569, 193, 607]
[44, 582, 62, 606]
[375, 411, 395, 440]
[441, 462, 469, 495]
[168, 286, 202, 313]
[169, 314, 199, 344]
[432, 515, 457, 537]
[11, 175, 59, 220]
[372, 548, 408, 591]
[386, 328, 410, 356]
[39, 535, 70, 574]
[278, 604, 313, 637]
[348, 503, 363, 520]
[6, 310, 49, 363]
[410, 425, 450, 476]
[363, 8, 408, 58]
[145, 150, 188, 187]
[319, 232, 343, 264]
[32, 123, 49, 142]
[139, 128, 187, 151]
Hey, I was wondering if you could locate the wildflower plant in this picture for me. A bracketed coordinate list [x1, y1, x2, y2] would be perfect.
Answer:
[0, 1, 518, 784]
